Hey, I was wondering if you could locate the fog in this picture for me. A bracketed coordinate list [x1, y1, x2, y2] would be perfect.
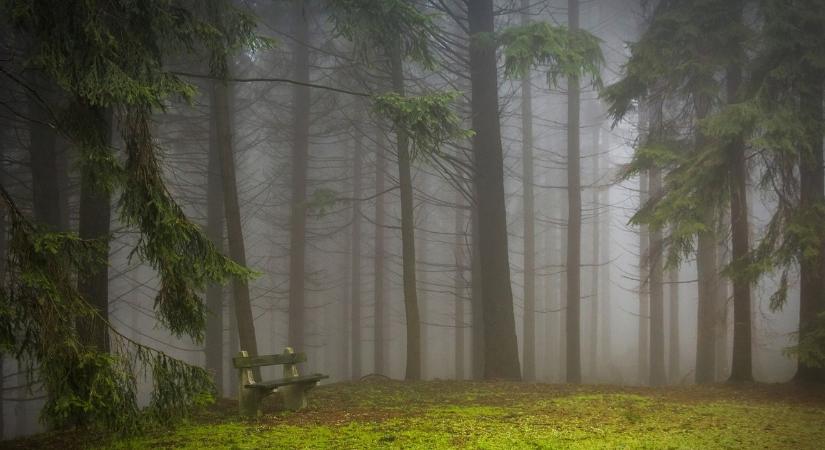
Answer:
[0, 0, 809, 440]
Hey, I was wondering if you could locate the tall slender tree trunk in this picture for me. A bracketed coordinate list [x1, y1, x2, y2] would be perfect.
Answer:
[0, 132, 6, 439]
[78, 106, 113, 351]
[667, 267, 680, 383]
[454, 191, 466, 380]
[374, 132, 387, 375]
[794, 71, 824, 383]
[471, 200, 485, 379]
[390, 45, 421, 381]
[638, 170, 650, 385]
[205, 97, 225, 395]
[351, 129, 363, 380]
[589, 120, 600, 380]
[649, 166, 666, 386]
[565, 0, 582, 384]
[694, 96, 717, 384]
[213, 79, 258, 358]
[520, 0, 536, 381]
[599, 128, 612, 377]
[288, 0, 311, 352]
[468, 0, 522, 380]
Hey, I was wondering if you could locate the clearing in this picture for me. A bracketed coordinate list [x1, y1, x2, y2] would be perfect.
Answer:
[10, 379, 825, 449]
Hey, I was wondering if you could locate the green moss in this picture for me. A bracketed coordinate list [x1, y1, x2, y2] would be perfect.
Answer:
[12, 381, 825, 449]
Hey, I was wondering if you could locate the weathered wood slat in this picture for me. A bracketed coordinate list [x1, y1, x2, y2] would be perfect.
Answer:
[244, 373, 329, 390]
[232, 352, 307, 368]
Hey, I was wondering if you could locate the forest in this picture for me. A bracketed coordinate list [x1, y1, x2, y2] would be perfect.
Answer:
[1, 0, 825, 448]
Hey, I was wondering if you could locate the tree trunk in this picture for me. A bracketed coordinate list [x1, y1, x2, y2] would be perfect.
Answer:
[350, 129, 363, 380]
[374, 131, 387, 376]
[205, 95, 225, 395]
[78, 106, 113, 352]
[471, 198, 485, 379]
[794, 71, 824, 383]
[694, 95, 717, 384]
[520, 0, 536, 381]
[288, 0, 311, 352]
[638, 170, 650, 385]
[454, 191, 466, 380]
[565, 0, 582, 384]
[468, 0, 522, 380]
[213, 79, 258, 358]
[390, 45, 421, 381]
[589, 119, 600, 380]
[649, 166, 666, 386]
[667, 267, 680, 383]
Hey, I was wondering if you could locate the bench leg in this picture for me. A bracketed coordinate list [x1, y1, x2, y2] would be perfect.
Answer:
[279, 381, 319, 411]
[239, 388, 263, 417]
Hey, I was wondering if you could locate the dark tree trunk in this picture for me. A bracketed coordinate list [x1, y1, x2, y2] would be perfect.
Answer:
[454, 191, 466, 380]
[77, 106, 113, 352]
[565, 0, 582, 384]
[205, 95, 225, 395]
[794, 71, 824, 383]
[589, 119, 600, 380]
[350, 128, 363, 380]
[520, 0, 536, 381]
[288, 0, 310, 352]
[667, 267, 680, 383]
[471, 199, 485, 380]
[213, 79, 258, 358]
[390, 45, 421, 381]
[638, 170, 650, 385]
[648, 167, 666, 386]
[373, 132, 387, 376]
[694, 95, 718, 384]
[468, 0, 522, 380]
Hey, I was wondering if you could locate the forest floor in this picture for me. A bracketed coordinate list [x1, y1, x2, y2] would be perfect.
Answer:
[10, 379, 825, 449]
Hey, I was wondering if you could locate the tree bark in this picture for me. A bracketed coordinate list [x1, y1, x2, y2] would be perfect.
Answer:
[638, 170, 650, 385]
[77, 106, 113, 352]
[694, 95, 717, 384]
[667, 267, 680, 383]
[794, 71, 823, 383]
[520, 0, 536, 381]
[390, 45, 421, 381]
[205, 95, 225, 395]
[213, 79, 258, 358]
[589, 118, 600, 380]
[471, 197, 485, 379]
[468, 0, 522, 380]
[565, 0, 582, 384]
[649, 166, 666, 386]
[373, 131, 387, 376]
[288, 0, 311, 352]
[454, 190, 466, 380]
[350, 128, 363, 380]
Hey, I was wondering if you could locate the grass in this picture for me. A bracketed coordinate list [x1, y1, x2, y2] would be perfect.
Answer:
[10, 379, 825, 449]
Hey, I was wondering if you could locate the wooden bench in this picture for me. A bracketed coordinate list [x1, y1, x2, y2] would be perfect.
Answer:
[233, 347, 328, 417]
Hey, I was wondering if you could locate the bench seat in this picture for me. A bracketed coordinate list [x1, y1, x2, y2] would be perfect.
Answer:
[246, 373, 329, 390]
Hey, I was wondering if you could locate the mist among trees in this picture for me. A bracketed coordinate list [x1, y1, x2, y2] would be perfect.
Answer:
[1, 0, 825, 448]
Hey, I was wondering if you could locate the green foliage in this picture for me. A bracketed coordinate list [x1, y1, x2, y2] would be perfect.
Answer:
[603, 0, 748, 123]
[789, 312, 825, 368]
[3, 0, 261, 106]
[307, 188, 341, 218]
[373, 92, 473, 161]
[0, 193, 215, 433]
[500, 22, 604, 89]
[1, 0, 259, 432]
[327, 0, 438, 68]
[119, 105, 251, 341]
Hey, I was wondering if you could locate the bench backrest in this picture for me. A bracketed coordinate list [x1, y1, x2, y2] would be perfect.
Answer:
[233, 351, 307, 369]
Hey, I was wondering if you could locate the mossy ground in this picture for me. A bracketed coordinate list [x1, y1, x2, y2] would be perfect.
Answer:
[11, 379, 825, 449]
